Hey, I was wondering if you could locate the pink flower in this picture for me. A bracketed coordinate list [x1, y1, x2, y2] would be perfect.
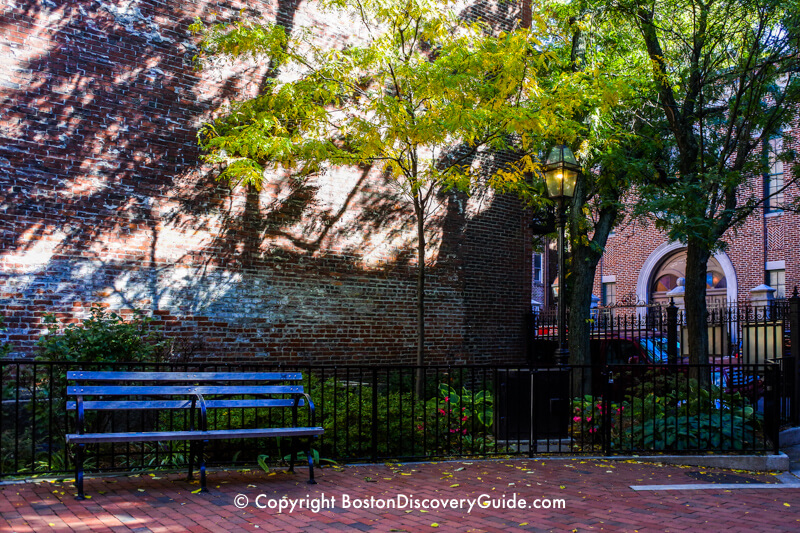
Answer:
[462, 407, 466, 411]
[438, 409, 446, 415]
[573, 416, 582, 422]
[589, 428, 596, 433]
[461, 416, 468, 422]
[416, 425, 423, 431]
[462, 429, 468, 435]
[444, 396, 450, 402]
[586, 417, 592, 422]
[450, 429, 457, 433]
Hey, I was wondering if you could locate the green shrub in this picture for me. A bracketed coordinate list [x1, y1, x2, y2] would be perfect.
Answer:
[0, 315, 11, 358]
[619, 379, 763, 451]
[570, 395, 625, 452]
[36, 306, 169, 363]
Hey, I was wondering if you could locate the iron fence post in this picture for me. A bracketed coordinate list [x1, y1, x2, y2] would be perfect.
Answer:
[789, 287, 800, 426]
[371, 368, 379, 462]
[667, 298, 678, 364]
[529, 369, 536, 458]
[765, 361, 780, 454]
[603, 366, 612, 456]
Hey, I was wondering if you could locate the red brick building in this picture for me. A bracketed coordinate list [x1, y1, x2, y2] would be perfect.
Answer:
[592, 126, 800, 312]
[0, 1, 534, 363]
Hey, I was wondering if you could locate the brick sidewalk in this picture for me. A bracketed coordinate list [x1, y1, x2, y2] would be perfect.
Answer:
[2, 458, 799, 532]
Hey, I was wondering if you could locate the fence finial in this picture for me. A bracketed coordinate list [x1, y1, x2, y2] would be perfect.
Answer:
[793, 286, 799, 298]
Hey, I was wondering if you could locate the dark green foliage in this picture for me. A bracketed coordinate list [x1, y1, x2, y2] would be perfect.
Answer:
[35, 306, 169, 363]
[571, 372, 765, 452]
[620, 379, 762, 451]
[0, 315, 11, 358]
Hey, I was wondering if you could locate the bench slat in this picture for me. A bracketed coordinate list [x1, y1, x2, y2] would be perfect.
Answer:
[66, 399, 305, 411]
[66, 427, 324, 444]
[68, 385, 304, 396]
[67, 371, 303, 382]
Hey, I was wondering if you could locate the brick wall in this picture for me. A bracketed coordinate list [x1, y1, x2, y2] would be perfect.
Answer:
[0, 0, 532, 364]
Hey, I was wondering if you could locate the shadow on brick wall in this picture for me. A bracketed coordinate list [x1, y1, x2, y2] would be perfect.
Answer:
[0, 1, 530, 364]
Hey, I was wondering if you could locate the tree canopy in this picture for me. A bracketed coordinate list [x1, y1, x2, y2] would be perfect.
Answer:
[190, 0, 615, 368]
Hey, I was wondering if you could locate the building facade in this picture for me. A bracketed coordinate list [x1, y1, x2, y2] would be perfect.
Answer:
[592, 127, 800, 313]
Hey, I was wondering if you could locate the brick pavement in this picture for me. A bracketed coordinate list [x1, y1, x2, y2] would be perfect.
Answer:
[1, 459, 799, 532]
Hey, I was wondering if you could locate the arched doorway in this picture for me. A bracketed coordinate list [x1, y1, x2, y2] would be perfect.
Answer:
[635, 242, 738, 307]
[649, 250, 728, 306]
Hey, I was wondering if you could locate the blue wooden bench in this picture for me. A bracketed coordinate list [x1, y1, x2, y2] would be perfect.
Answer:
[66, 371, 324, 500]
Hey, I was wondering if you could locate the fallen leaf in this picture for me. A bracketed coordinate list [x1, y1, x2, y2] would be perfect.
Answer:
[450, 484, 460, 488]
[431, 523, 439, 528]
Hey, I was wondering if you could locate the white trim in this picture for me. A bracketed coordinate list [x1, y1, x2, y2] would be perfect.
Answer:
[636, 242, 685, 304]
[635, 242, 738, 311]
[602, 275, 617, 283]
[764, 211, 782, 219]
[766, 260, 785, 271]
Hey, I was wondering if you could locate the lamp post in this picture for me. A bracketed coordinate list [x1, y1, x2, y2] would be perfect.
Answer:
[543, 145, 580, 366]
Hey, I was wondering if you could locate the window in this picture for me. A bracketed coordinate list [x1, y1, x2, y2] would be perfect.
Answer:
[766, 137, 784, 213]
[602, 282, 616, 307]
[533, 253, 543, 283]
[768, 269, 785, 299]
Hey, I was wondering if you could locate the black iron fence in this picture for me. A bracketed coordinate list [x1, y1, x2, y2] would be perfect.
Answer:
[530, 296, 800, 426]
[1, 359, 780, 478]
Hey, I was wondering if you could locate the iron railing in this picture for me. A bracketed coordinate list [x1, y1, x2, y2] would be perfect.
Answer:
[531, 297, 799, 424]
[1, 360, 780, 478]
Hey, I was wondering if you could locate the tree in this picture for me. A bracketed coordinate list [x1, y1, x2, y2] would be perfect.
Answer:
[190, 0, 587, 381]
[615, 0, 800, 379]
[535, 1, 662, 369]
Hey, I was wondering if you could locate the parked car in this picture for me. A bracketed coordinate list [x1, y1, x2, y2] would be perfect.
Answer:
[531, 333, 761, 398]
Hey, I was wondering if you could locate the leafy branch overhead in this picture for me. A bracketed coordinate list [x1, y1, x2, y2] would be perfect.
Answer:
[189, 0, 614, 370]
[190, 0, 606, 197]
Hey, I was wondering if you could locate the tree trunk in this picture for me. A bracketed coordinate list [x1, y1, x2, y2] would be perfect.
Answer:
[684, 240, 711, 386]
[567, 182, 618, 396]
[414, 192, 426, 398]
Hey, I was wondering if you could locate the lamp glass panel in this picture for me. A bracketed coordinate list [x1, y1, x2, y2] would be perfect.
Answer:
[562, 169, 577, 197]
[545, 168, 564, 197]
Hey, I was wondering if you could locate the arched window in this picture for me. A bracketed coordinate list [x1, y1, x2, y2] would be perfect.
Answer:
[650, 250, 727, 305]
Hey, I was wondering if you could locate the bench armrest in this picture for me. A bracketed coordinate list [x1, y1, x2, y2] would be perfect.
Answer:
[293, 393, 317, 427]
[75, 395, 85, 435]
[191, 393, 208, 431]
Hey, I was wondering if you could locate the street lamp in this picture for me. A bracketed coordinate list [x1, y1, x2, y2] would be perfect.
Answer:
[543, 145, 580, 365]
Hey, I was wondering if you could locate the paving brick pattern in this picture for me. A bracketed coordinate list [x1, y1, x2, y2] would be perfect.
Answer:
[2, 459, 799, 532]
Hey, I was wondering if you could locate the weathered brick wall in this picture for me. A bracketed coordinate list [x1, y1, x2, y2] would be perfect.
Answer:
[0, 0, 532, 364]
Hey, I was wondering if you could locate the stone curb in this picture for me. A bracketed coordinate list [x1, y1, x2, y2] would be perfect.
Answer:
[780, 427, 800, 447]
[604, 452, 790, 472]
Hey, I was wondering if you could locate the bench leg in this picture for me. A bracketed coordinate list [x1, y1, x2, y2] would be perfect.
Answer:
[307, 442, 316, 485]
[288, 437, 296, 473]
[75, 444, 86, 500]
[199, 440, 208, 493]
[187, 441, 195, 481]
